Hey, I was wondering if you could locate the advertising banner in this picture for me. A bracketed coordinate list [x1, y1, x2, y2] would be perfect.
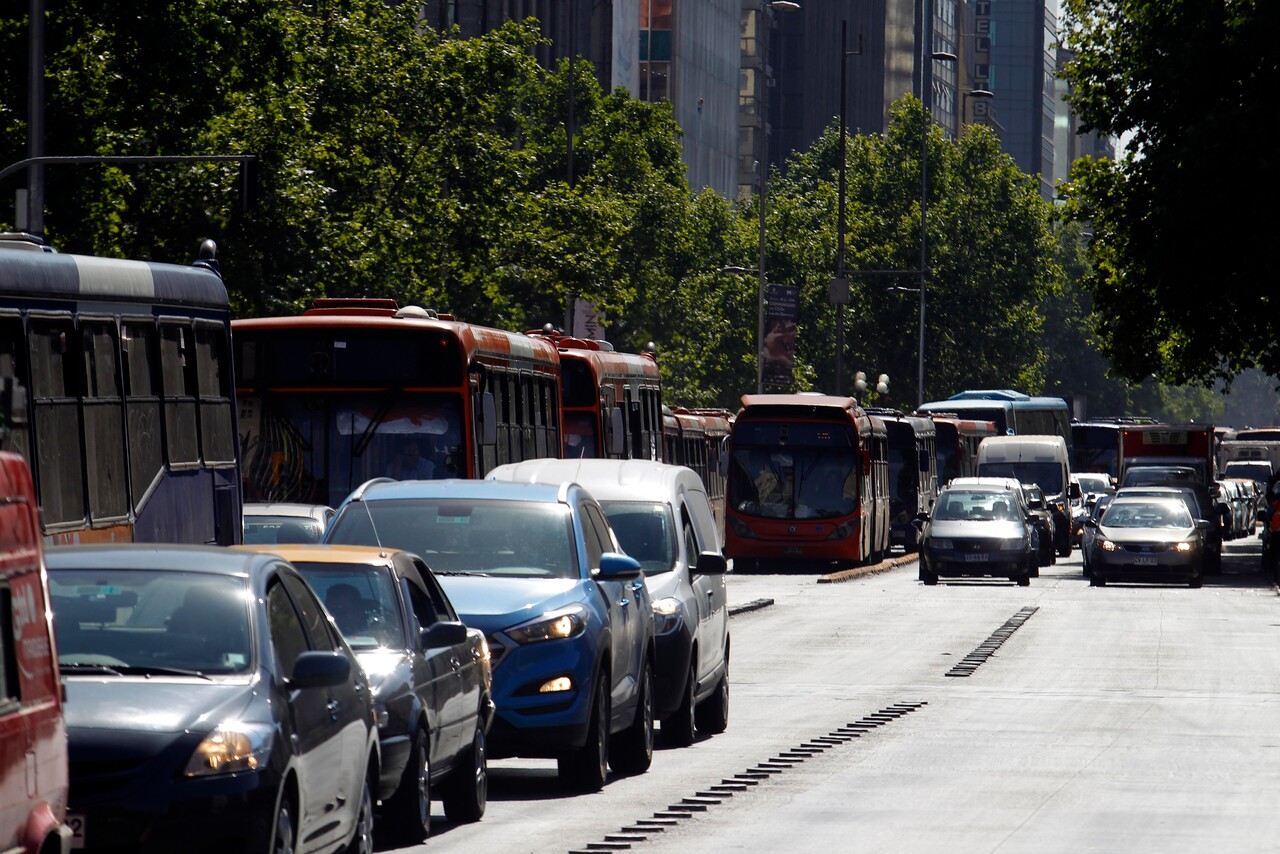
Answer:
[762, 284, 798, 389]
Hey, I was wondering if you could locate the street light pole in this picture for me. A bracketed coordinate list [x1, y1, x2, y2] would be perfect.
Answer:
[833, 22, 862, 398]
[755, 0, 800, 394]
[918, 0, 934, 409]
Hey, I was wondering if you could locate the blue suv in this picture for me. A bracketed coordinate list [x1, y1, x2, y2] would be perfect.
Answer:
[326, 479, 654, 792]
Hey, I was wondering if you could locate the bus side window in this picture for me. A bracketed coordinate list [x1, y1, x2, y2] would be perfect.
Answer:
[28, 316, 86, 526]
[81, 320, 128, 521]
[159, 321, 199, 466]
[194, 322, 236, 465]
[122, 322, 163, 515]
[0, 316, 31, 460]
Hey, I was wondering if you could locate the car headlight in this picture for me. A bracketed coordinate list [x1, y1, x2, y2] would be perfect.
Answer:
[1003, 538, 1025, 551]
[652, 597, 683, 635]
[183, 722, 273, 777]
[1100, 539, 1118, 551]
[729, 517, 756, 539]
[506, 604, 588, 645]
[1175, 541, 1194, 553]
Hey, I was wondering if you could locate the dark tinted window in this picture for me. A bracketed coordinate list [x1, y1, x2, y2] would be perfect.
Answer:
[268, 581, 309, 676]
[240, 329, 464, 388]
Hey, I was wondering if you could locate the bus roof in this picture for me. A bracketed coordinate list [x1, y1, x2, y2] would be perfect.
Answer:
[557, 347, 660, 382]
[234, 310, 560, 368]
[0, 245, 227, 310]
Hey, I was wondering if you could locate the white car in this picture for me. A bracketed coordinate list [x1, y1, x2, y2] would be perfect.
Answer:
[242, 502, 335, 544]
[487, 458, 731, 746]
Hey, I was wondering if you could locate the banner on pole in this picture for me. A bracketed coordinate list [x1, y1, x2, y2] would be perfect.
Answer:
[762, 284, 798, 389]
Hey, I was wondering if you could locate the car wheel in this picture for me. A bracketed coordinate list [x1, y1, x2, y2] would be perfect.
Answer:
[1090, 574, 1106, 587]
[1057, 540, 1072, 558]
[694, 658, 729, 735]
[609, 660, 654, 775]
[383, 726, 430, 843]
[919, 568, 938, 585]
[662, 659, 697, 747]
[270, 788, 295, 854]
[558, 677, 609, 792]
[1189, 573, 1203, 588]
[343, 774, 375, 854]
[442, 719, 487, 823]
[1015, 574, 1031, 587]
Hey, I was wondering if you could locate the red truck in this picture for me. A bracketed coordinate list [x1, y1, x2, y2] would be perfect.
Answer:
[1, 451, 72, 854]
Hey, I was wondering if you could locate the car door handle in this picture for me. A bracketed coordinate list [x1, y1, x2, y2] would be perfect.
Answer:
[450, 656, 462, 670]
[327, 699, 340, 721]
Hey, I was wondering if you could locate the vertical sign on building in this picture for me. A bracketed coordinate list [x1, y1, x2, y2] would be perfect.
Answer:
[762, 284, 799, 389]
[972, 0, 993, 121]
[613, 0, 641, 97]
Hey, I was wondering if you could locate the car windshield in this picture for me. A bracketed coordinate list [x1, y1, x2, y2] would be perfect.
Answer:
[602, 502, 677, 574]
[933, 490, 1020, 522]
[1101, 501, 1192, 529]
[48, 570, 252, 675]
[1076, 475, 1111, 494]
[328, 498, 577, 579]
[291, 562, 405, 651]
[243, 515, 325, 545]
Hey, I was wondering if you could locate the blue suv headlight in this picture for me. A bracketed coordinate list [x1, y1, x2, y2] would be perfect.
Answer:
[506, 604, 588, 645]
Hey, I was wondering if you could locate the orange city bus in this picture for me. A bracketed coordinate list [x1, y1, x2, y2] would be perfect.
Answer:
[234, 300, 562, 508]
[724, 394, 889, 571]
[528, 330, 662, 461]
[925, 414, 998, 485]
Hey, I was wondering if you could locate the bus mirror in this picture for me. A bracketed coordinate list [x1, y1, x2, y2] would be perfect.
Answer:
[608, 406, 625, 456]
[479, 392, 497, 446]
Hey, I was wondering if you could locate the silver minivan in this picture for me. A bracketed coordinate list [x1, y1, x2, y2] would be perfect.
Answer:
[487, 459, 730, 746]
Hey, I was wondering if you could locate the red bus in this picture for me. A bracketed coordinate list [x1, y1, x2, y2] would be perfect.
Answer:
[663, 407, 733, 538]
[724, 394, 889, 570]
[926, 415, 998, 485]
[528, 331, 662, 461]
[234, 300, 562, 507]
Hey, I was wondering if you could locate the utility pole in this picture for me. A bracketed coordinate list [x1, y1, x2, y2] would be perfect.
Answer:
[26, 0, 45, 235]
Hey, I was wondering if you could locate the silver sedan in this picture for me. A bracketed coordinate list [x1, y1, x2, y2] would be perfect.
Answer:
[1086, 496, 1209, 588]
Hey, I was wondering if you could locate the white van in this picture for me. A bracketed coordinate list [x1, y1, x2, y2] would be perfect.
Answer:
[486, 458, 730, 747]
[976, 435, 1079, 557]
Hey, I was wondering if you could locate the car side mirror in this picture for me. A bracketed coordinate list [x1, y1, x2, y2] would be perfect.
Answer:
[1084, 518, 1097, 529]
[1195, 519, 1211, 532]
[289, 650, 351, 689]
[1258, 508, 1269, 523]
[1069, 482, 1082, 500]
[694, 551, 728, 575]
[421, 620, 469, 649]
[596, 552, 643, 580]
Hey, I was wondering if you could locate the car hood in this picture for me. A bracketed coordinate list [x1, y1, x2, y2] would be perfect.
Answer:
[438, 576, 587, 633]
[1098, 526, 1197, 544]
[927, 520, 1028, 538]
[64, 677, 256, 734]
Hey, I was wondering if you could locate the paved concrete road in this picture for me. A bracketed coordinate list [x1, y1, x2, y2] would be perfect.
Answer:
[385, 537, 1279, 854]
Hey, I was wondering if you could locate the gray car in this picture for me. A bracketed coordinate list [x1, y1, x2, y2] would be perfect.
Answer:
[1085, 496, 1209, 587]
[913, 477, 1038, 586]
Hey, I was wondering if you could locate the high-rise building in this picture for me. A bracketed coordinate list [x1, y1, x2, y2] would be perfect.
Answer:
[1051, 46, 1116, 198]
[641, 0, 740, 198]
[963, 0, 1058, 200]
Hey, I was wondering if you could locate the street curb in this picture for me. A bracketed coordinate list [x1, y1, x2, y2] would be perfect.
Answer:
[728, 597, 775, 616]
[817, 553, 919, 584]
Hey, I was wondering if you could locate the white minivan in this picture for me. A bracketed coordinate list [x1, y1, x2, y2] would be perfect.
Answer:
[487, 459, 730, 746]
[976, 435, 1080, 557]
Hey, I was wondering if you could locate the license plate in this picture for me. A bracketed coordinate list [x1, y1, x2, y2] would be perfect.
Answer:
[965, 553, 989, 562]
[784, 546, 804, 556]
[1134, 555, 1157, 566]
[68, 813, 85, 849]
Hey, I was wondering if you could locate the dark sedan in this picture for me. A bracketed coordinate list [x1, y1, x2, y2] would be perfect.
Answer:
[240, 544, 494, 843]
[47, 545, 380, 854]
[1086, 496, 1209, 587]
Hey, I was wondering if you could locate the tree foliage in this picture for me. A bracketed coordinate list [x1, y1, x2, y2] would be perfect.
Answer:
[1058, 0, 1280, 386]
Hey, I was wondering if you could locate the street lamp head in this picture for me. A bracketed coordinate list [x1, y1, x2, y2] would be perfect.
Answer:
[967, 89, 994, 99]
[767, 1, 801, 9]
[720, 265, 757, 275]
[931, 51, 958, 62]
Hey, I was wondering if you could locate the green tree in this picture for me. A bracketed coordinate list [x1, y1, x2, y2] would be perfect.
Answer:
[1058, 0, 1280, 386]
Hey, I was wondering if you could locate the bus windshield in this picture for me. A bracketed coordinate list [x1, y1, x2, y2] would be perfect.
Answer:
[563, 412, 598, 458]
[729, 447, 857, 520]
[242, 391, 465, 507]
